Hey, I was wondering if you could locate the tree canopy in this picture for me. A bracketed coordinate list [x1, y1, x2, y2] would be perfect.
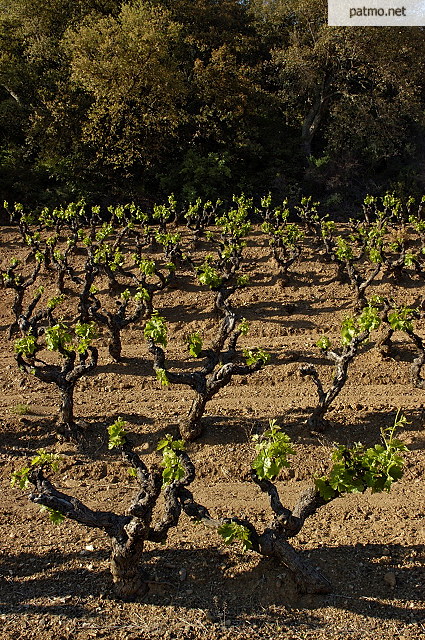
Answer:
[1, 0, 424, 209]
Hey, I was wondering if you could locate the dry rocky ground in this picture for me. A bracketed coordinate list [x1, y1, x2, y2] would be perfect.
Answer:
[0, 225, 424, 640]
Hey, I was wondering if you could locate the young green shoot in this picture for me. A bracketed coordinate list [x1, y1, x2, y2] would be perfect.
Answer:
[107, 417, 128, 449]
[252, 419, 296, 481]
[157, 434, 186, 486]
[15, 333, 37, 358]
[155, 368, 169, 386]
[144, 312, 167, 346]
[315, 412, 408, 501]
[186, 332, 203, 358]
[243, 348, 270, 366]
[218, 521, 252, 553]
[11, 449, 63, 490]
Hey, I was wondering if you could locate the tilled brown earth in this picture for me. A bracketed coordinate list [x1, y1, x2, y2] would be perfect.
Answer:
[0, 226, 424, 639]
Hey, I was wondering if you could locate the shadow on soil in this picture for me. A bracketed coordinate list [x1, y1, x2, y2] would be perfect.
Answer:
[93, 356, 152, 377]
[3, 405, 421, 460]
[0, 413, 155, 458]
[0, 549, 109, 619]
[0, 542, 423, 626]
[187, 404, 424, 449]
[0, 419, 57, 454]
[272, 406, 425, 449]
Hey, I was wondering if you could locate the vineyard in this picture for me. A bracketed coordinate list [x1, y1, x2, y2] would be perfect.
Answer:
[0, 195, 424, 640]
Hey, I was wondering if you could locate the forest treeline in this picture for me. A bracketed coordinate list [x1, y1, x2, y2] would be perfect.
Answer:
[1, 0, 425, 211]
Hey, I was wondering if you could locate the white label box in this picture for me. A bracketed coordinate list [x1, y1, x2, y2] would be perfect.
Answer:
[328, 0, 425, 25]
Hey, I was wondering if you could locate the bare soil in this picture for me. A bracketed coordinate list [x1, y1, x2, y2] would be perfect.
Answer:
[0, 226, 424, 640]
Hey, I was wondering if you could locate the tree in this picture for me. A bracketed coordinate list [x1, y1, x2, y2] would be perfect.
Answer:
[15, 320, 98, 442]
[260, 195, 304, 285]
[250, 0, 425, 197]
[89, 288, 146, 362]
[300, 303, 381, 431]
[0, 0, 123, 203]
[0, 256, 42, 338]
[15, 430, 197, 600]
[13, 415, 407, 599]
[64, 1, 187, 178]
[187, 415, 406, 593]
[145, 311, 269, 440]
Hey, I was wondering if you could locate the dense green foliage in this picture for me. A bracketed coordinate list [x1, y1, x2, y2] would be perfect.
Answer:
[1, 0, 425, 209]
[315, 413, 408, 500]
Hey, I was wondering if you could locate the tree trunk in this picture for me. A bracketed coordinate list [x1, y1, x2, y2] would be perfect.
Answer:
[180, 393, 208, 441]
[109, 326, 122, 361]
[301, 95, 324, 157]
[377, 327, 394, 358]
[9, 290, 24, 338]
[262, 533, 331, 594]
[301, 73, 332, 160]
[110, 538, 149, 600]
[306, 408, 330, 433]
[58, 384, 80, 442]
[411, 351, 425, 389]
[57, 269, 65, 294]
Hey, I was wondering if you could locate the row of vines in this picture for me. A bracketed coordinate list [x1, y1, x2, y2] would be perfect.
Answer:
[2, 192, 424, 601]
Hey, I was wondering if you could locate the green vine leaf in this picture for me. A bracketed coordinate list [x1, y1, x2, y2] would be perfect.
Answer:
[197, 259, 222, 289]
[388, 307, 415, 332]
[239, 318, 250, 336]
[11, 449, 63, 490]
[75, 322, 97, 353]
[40, 506, 65, 525]
[243, 348, 270, 366]
[340, 317, 358, 345]
[107, 417, 127, 449]
[47, 294, 65, 310]
[157, 434, 186, 486]
[144, 312, 168, 346]
[14, 333, 37, 357]
[45, 323, 73, 352]
[252, 419, 295, 481]
[218, 521, 252, 553]
[315, 412, 407, 501]
[134, 286, 150, 302]
[316, 335, 331, 351]
[186, 332, 203, 358]
[10, 466, 31, 490]
[155, 368, 169, 386]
